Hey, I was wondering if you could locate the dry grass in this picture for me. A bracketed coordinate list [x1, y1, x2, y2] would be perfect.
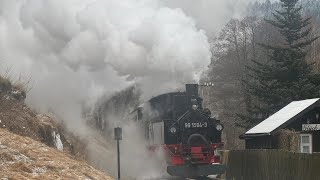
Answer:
[0, 75, 12, 91]
[0, 73, 92, 161]
[0, 91, 52, 142]
[0, 85, 91, 160]
[0, 128, 114, 180]
[0, 69, 31, 97]
[0, 74, 115, 179]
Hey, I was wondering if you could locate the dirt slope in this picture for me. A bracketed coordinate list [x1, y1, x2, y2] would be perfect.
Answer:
[0, 79, 90, 160]
[0, 77, 114, 179]
[0, 128, 113, 180]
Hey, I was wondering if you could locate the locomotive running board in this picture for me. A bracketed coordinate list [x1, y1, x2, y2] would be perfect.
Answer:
[167, 164, 226, 178]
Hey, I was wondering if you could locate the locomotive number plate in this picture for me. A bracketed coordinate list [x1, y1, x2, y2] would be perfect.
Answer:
[185, 122, 208, 128]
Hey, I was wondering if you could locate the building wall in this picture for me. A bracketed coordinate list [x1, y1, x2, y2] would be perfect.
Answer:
[245, 130, 300, 151]
[245, 136, 273, 149]
[312, 131, 320, 152]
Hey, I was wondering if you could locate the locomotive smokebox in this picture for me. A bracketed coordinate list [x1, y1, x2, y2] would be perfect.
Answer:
[186, 84, 199, 97]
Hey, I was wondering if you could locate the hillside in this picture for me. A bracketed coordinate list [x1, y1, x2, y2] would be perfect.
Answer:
[0, 77, 76, 155]
[0, 128, 113, 179]
[0, 77, 114, 179]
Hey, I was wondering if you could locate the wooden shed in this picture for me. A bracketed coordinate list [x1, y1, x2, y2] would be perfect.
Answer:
[240, 98, 320, 153]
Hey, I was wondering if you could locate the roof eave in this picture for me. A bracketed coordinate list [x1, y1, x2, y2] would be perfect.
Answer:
[239, 132, 272, 139]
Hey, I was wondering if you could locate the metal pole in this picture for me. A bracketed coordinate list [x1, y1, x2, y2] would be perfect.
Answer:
[114, 127, 122, 180]
[117, 139, 120, 180]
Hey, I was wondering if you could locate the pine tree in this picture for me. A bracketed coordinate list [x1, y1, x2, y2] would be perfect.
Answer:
[244, 0, 320, 127]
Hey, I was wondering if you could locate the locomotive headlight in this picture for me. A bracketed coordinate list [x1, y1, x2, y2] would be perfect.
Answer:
[170, 126, 177, 134]
[192, 104, 198, 110]
[216, 123, 223, 131]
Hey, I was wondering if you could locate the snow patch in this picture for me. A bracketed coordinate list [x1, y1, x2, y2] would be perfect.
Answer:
[12, 151, 30, 163]
[52, 131, 63, 151]
[13, 153, 30, 163]
[32, 166, 47, 176]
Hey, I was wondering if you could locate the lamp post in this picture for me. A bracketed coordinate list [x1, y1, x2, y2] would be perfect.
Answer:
[114, 127, 122, 180]
[198, 82, 214, 98]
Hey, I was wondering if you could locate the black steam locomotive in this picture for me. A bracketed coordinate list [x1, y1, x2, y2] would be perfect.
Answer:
[132, 84, 226, 178]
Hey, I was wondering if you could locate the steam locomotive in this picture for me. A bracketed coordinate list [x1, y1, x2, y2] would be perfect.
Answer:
[132, 84, 226, 178]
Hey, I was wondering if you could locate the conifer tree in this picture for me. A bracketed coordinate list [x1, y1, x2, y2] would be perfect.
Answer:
[244, 0, 320, 127]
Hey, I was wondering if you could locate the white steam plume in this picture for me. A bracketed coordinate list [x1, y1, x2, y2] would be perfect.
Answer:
[0, 0, 269, 178]
[0, 0, 272, 129]
[0, 0, 212, 128]
[162, 0, 276, 36]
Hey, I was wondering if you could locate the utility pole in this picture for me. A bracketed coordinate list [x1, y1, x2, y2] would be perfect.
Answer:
[114, 127, 122, 180]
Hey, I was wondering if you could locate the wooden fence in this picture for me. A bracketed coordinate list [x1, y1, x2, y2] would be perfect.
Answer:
[222, 150, 320, 180]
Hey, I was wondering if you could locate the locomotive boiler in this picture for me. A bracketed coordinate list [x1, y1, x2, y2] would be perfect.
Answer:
[132, 84, 226, 178]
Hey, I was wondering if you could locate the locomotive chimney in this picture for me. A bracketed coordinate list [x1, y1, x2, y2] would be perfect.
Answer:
[185, 84, 199, 97]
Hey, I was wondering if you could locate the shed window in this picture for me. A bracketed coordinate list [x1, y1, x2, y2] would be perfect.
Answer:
[300, 134, 312, 154]
[301, 136, 310, 144]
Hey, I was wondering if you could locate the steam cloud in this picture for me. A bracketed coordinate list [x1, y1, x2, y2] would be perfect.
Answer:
[0, 0, 211, 126]
[0, 0, 268, 178]
[0, 0, 266, 128]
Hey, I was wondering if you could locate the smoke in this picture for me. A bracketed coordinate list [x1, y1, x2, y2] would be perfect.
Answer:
[0, 0, 269, 178]
[87, 120, 166, 179]
[162, 0, 277, 37]
[0, 0, 271, 129]
[0, 0, 212, 123]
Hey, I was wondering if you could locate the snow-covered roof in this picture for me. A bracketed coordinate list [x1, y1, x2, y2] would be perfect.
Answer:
[245, 98, 320, 135]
